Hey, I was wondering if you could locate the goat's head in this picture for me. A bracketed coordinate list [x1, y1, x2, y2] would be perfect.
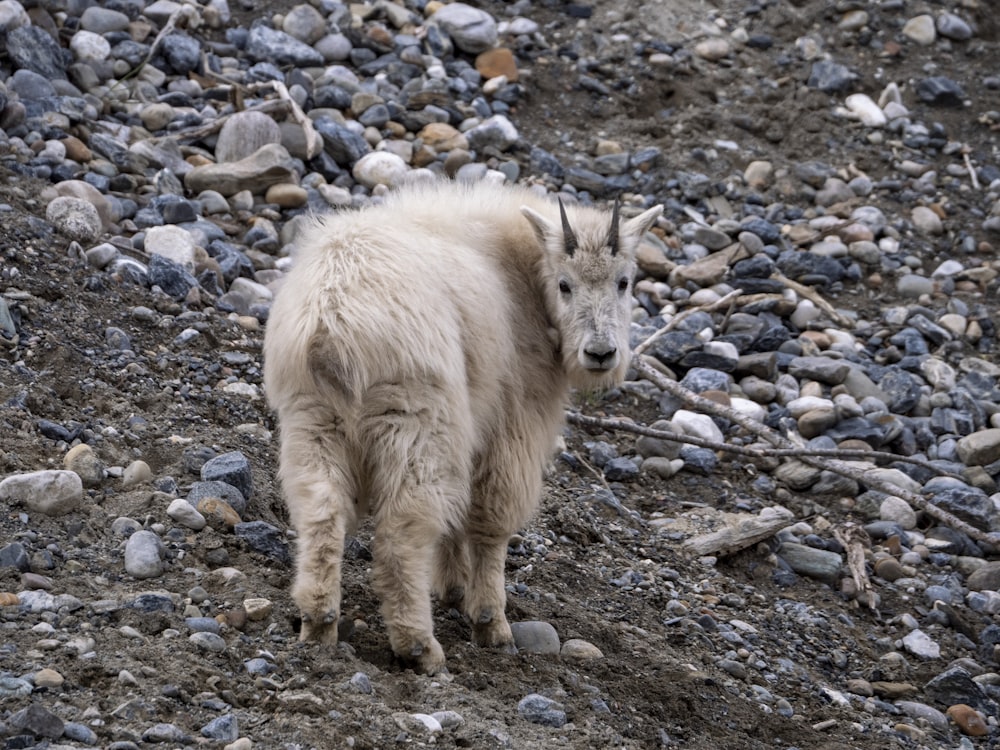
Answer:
[522, 197, 663, 388]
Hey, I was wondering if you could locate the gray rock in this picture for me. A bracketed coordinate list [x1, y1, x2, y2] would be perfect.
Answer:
[517, 693, 567, 727]
[161, 31, 201, 73]
[201, 714, 239, 740]
[807, 59, 857, 93]
[124, 530, 165, 579]
[216, 110, 283, 163]
[315, 117, 371, 165]
[510, 621, 560, 654]
[8, 703, 64, 739]
[923, 667, 999, 716]
[80, 6, 129, 33]
[432, 2, 498, 54]
[245, 23, 324, 66]
[142, 723, 193, 743]
[957, 429, 1000, 466]
[936, 12, 972, 41]
[464, 114, 519, 152]
[787, 356, 851, 385]
[188, 480, 248, 517]
[282, 3, 326, 44]
[184, 143, 298, 196]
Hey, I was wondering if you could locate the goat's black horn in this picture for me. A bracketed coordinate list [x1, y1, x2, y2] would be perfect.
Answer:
[558, 198, 577, 257]
[608, 197, 621, 255]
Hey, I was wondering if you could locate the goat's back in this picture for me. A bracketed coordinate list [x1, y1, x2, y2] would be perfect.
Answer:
[263, 181, 562, 438]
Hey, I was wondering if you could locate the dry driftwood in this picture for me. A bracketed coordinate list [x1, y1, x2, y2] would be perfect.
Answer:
[834, 525, 878, 610]
[683, 506, 794, 556]
[630, 356, 1000, 547]
[566, 411, 963, 479]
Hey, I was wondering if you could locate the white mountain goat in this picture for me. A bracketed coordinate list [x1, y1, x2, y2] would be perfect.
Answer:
[262, 179, 662, 674]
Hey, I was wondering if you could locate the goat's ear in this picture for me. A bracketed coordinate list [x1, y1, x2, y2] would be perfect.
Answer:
[621, 205, 664, 248]
[520, 205, 553, 246]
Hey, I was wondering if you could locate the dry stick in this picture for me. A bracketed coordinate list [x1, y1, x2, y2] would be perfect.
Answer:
[634, 288, 744, 356]
[630, 356, 1000, 546]
[833, 525, 877, 610]
[565, 411, 964, 479]
[771, 272, 855, 329]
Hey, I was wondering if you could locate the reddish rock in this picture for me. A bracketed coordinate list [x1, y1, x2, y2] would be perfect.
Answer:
[475, 47, 518, 81]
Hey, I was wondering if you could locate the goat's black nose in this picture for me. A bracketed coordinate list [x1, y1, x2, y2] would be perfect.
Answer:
[584, 345, 617, 366]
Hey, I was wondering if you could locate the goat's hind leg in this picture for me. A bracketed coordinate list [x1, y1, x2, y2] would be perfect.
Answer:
[279, 421, 355, 645]
[364, 383, 470, 675]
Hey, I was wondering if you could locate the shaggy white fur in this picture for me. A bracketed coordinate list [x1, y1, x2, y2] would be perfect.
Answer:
[263, 179, 662, 674]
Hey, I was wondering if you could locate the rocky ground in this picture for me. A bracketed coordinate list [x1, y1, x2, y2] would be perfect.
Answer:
[2, 0, 1000, 748]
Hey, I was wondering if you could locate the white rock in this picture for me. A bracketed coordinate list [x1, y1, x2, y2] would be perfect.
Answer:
[879, 495, 918, 530]
[167, 498, 207, 531]
[45, 196, 102, 243]
[901, 629, 940, 659]
[902, 14, 936, 45]
[352, 151, 410, 188]
[144, 225, 198, 271]
[911, 206, 943, 235]
[730, 397, 766, 423]
[845, 93, 886, 127]
[0, 470, 83, 516]
[787, 396, 835, 418]
[670, 409, 724, 444]
[69, 29, 111, 62]
[921, 358, 956, 391]
[0, 0, 30, 32]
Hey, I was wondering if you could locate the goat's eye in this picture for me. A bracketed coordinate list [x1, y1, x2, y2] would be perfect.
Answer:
[617, 278, 630, 293]
[559, 279, 572, 295]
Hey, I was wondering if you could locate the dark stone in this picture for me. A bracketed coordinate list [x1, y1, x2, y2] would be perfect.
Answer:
[650, 331, 702, 364]
[200, 451, 253, 500]
[928, 486, 994, 531]
[916, 76, 965, 107]
[878, 369, 922, 414]
[161, 200, 199, 224]
[315, 116, 371, 166]
[7, 25, 68, 80]
[924, 667, 998, 716]
[234, 521, 291, 563]
[679, 446, 718, 474]
[604, 457, 639, 482]
[924, 526, 982, 557]
[739, 217, 781, 244]
[131, 592, 176, 613]
[245, 23, 324, 66]
[162, 32, 201, 74]
[0, 542, 30, 572]
[775, 250, 845, 285]
[807, 59, 857, 92]
[200, 714, 239, 741]
[8, 703, 64, 739]
[148, 253, 198, 301]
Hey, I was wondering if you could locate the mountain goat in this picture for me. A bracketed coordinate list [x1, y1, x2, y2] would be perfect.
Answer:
[263, 179, 662, 674]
